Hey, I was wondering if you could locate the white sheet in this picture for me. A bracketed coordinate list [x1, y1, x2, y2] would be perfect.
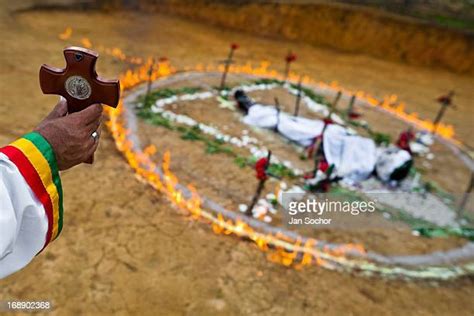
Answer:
[243, 104, 395, 182]
[243, 105, 325, 146]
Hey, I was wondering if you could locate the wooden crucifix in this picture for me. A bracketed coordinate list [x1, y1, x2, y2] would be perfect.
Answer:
[39, 46, 120, 113]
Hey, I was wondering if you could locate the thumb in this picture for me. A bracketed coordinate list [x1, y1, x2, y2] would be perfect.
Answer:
[47, 96, 68, 120]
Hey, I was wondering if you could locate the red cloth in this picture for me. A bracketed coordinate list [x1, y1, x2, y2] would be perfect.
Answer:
[255, 157, 268, 181]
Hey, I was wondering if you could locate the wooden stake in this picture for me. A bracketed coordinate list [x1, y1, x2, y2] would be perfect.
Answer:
[284, 59, 290, 82]
[274, 97, 281, 133]
[346, 94, 356, 117]
[145, 58, 155, 102]
[457, 172, 474, 219]
[293, 77, 303, 117]
[284, 51, 296, 82]
[432, 91, 454, 133]
[332, 90, 342, 109]
[312, 115, 331, 176]
[246, 151, 272, 216]
[220, 45, 237, 90]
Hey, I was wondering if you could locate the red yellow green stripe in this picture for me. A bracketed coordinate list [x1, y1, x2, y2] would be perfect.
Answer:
[10, 138, 61, 240]
[0, 132, 63, 249]
[0, 145, 54, 247]
[23, 132, 63, 236]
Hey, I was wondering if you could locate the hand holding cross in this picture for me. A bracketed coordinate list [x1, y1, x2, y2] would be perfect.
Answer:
[38, 46, 120, 164]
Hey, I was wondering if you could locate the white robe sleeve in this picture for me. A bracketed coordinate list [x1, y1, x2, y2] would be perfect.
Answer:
[0, 152, 49, 279]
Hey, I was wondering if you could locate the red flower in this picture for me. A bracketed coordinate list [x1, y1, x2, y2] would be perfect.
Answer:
[396, 129, 415, 153]
[255, 157, 269, 181]
[348, 112, 361, 120]
[231, 43, 239, 50]
[437, 95, 452, 105]
[285, 52, 297, 63]
[323, 118, 333, 125]
[318, 160, 329, 173]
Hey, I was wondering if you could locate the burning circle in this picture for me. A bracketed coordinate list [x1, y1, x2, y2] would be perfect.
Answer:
[106, 64, 474, 280]
[65, 75, 91, 100]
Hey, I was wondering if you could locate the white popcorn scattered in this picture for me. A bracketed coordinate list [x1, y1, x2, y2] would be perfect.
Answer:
[266, 193, 276, 200]
[238, 204, 248, 213]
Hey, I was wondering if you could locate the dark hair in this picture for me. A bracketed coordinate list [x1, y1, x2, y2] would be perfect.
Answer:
[234, 89, 245, 99]
[234, 90, 254, 114]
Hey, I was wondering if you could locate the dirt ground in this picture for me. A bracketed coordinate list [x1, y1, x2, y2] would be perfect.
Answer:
[1, 5, 474, 316]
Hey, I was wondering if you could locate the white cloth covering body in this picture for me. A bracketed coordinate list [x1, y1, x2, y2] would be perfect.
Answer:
[243, 104, 409, 182]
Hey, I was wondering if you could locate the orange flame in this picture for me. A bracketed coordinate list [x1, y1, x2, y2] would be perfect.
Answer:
[59, 27, 457, 142]
[58, 27, 72, 40]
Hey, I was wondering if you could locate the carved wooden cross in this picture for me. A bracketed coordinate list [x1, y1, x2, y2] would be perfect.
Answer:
[39, 46, 120, 113]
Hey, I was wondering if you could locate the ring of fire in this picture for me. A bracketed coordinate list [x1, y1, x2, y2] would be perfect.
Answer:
[102, 58, 474, 281]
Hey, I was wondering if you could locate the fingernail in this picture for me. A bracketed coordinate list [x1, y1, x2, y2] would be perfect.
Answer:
[59, 96, 66, 102]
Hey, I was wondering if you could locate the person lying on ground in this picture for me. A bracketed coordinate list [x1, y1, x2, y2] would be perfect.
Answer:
[0, 97, 102, 279]
[233, 90, 412, 184]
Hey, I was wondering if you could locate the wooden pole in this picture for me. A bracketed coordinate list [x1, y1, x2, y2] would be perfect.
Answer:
[332, 91, 342, 109]
[432, 91, 454, 133]
[457, 172, 474, 219]
[274, 97, 281, 133]
[312, 117, 331, 177]
[293, 77, 303, 117]
[220, 46, 236, 90]
[145, 58, 155, 102]
[432, 103, 448, 133]
[284, 60, 290, 82]
[346, 94, 356, 117]
[246, 151, 272, 216]
[284, 50, 296, 82]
